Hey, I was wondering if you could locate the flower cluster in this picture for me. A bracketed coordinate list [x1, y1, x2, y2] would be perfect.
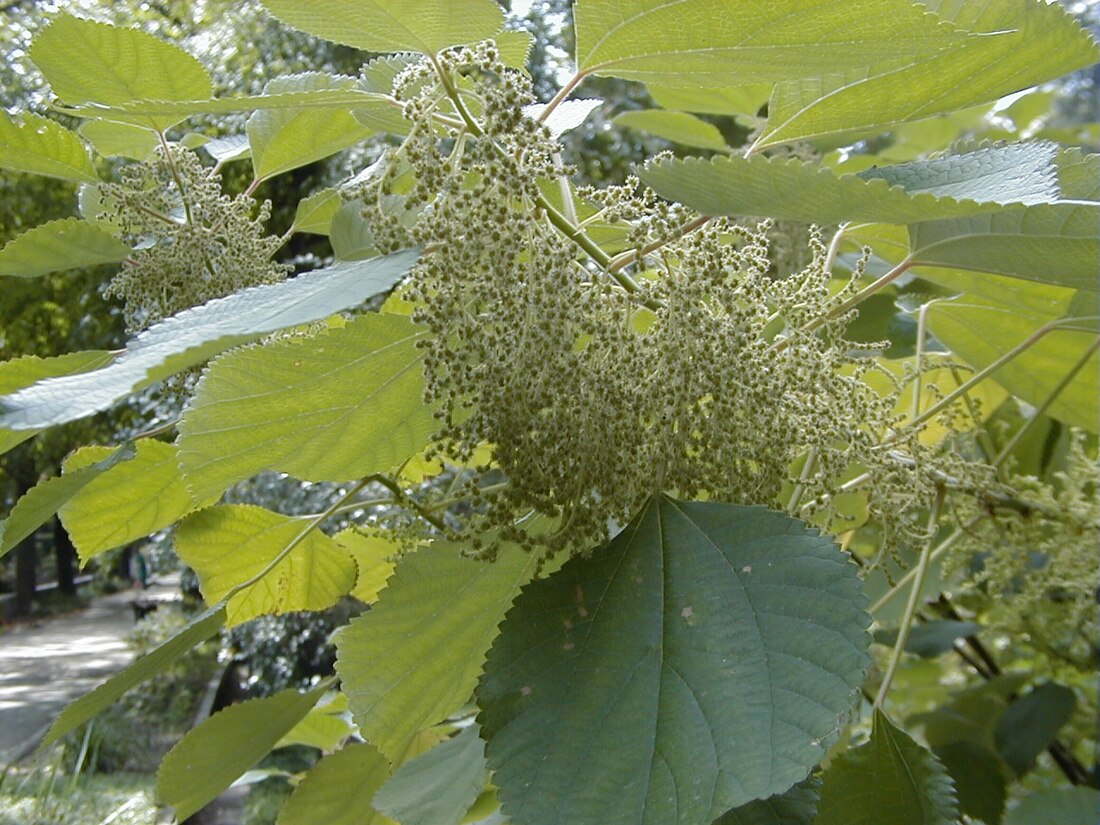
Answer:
[100, 145, 287, 332]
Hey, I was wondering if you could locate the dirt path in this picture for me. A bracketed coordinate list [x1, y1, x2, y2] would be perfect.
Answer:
[0, 576, 180, 763]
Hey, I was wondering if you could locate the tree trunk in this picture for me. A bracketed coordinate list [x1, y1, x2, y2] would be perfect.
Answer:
[14, 531, 37, 616]
[54, 517, 76, 597]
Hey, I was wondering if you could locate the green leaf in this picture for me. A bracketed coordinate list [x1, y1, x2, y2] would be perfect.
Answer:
[0, 351, 113, 456]
[275, 695, 355, 752]
[613, 110, 729, 151]
[373, 725, 489, 825]
[0, 112, 99, 183]
[647, 83, 771, 116]
[29, 14, 213, 131]
[574, 0, 966, 87]
[177, 311, 433, 503]
[933, 742, 1007, 825]
[1005, 787, 1100, 825]
[873, 620, 981, 659]
[0, 443, 136, 560]
[0, 249, 420, 431]
[292, 187, 341, 235]
[59, 439, 209, 562]
[816, 709, 959, 825]
[994, 682, 1077, 777]
[78, 120, 158, 160]
[248, 73, 376, 181]
[477, 497, 870, 825]
[639, 145, 1060, 227]
[277, 742, 395, 825]
[757, 0, 1099, 149]
[157, 683, 328, 821]
[41, 606, 226, 750]
[926, 298, 1099, 433]
[0, 218, 130, 278]
[330, 198, 379, 260]
[336, 538, 550, 762]
[259, 0, 504, 55]
[334, 530, 397, 604]
[175, 505, 357, 627]
[712, 777, 820, 825]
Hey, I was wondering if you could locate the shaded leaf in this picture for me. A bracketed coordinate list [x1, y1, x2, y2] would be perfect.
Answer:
[0, 218, 129, 278]
[29, 14, 213, 131]
[0, 444, 135, 560]
[1004, 787, 1100, 825]
[336, 538, 550, 762]
[277, 742, 395, 825]
[934, 742, 1008, 825]
[0, 249, 419, 431]
[248, 73, 375, 181]
[994, 682, 1077, 777]
[41, 606, 225, 750]
[816, 709, 959, 825]
[477, 497, 870, 825]
[613, 110, 729, 151]
[712, 777, 820, 825]
[757, 0, 1099, 149]
[157, 683, 328, 821]
[0, 111, 99, 183]
[60, 439, 208, 561]
[259, 0, 504, 55]
[574, 0, 965, 87]
[873, 620, 981, 659]
[177, 311, 433, 503]
[175, 505, 357, 627]
[292, 187, 341, 235]
[373, 725, 489, 825]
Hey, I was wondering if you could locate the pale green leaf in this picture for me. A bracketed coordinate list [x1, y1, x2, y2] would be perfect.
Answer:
[60, 439, 209, 562]
[248, 73, 375, 181]
[334, 530, 397, 604]
[574, 0, 966, 86]
[275, 696, 355, 752]
[0, 249, 419, 431]
[41, 606, 225, 750]
[78, 120, 158, 160]
[640, 145, 1059, 226]
[0, 351, 113, 456]
[927, 298, 1098, 433]
[816, 709, 959, 825]
[336, 538, 550, 762]
[758, 0, 1099, 149]
[373, 725, 488, 825]
[292, 187, 341, 235]
[477, 497, 871, 825]
[177, 311, 433, 503]
[277, 742, 395, 825]
[175, 505, 357, 627]
[0, 443, 135, 560]
[1005, 788, 1100, 825]
[613, 110, 728, 151]
[0, 218, 130, 278]
[202, 133, 251, 163]
[29, 14, 213, 131]
[994, 682, 1077, 777]
[330, 198, 378, 260]
[0, 112, 99, 183]
[157, 683, 328, 821]
[647, 83, 771, 116]
[260, 0, 504, 54]
[712, 777, 820, 825]
[1057, 147, 1099, 200]
[525, 99, 603, 140]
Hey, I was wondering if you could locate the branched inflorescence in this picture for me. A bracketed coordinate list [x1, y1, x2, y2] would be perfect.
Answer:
[101, 144, 288, 332]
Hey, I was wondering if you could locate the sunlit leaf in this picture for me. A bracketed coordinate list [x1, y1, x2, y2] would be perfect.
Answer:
[177, 311, 433, 503]
[334, 530, 398, 604]
[0, 111, 99, 183]
[175, 505, 357, 626]
[78, 120, 158, 160]
[478, 497, 870, 825]
[157, 683, 328, 821]
[277, 742, 395, 825]
[613, 110, 729, 151]
[0, 250, 419, 431]
[0, 218, 130, 278]
[647, 83, 771, 116]
[292, 187, 341, 235]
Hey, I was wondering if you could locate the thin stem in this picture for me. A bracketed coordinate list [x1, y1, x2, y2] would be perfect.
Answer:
[993, 336, 1100, 471]
[607, 215, 712, 273]
[538, 70, 586, 124]
[948, 363, 999, 463]
[787, 447, 819, 515]
[909, 303, 931, 421]
[371, 473, 448, 531]
[875, 487, 945, 708]
[157, 131, 194, 226]
[824, 223, 849, 271]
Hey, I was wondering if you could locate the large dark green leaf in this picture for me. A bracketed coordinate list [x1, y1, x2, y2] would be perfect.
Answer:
[157, 683, 328, 821]
[994, 682, 1077, 777]
[177, 312, 434, 503]
[816, 709, 959, 825]
[477, 497, 870, 825]
[713, 777, 820, 825]
[0, 250, 419, 431]
[934, 742, 1007, 825]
